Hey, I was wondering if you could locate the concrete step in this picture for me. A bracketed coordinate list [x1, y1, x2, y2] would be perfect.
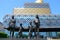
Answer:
[0, 38, 47, 40]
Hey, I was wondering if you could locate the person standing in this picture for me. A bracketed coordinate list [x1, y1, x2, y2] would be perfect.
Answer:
[28, 22, 33, 39]
[18, 23, 23, 38]
[34, 15, 40, 38]
[9, 15, 16, 38]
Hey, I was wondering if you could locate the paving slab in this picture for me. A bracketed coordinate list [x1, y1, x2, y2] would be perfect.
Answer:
[0, 38, 47, 40]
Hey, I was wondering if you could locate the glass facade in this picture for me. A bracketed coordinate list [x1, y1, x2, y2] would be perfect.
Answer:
[3, 15, 60, 37]
[4, 15, 60, 28]
[3, 0, 60, 38]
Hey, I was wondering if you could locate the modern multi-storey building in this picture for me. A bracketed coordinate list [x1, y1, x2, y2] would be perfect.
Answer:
[13, 0, 60, 29]
[3, 0, 60, 38]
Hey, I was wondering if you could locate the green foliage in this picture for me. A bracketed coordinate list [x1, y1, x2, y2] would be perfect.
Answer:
[57, 32, 60, 38]
[0, 32, 8, 38]
[22, 34, 28, 38]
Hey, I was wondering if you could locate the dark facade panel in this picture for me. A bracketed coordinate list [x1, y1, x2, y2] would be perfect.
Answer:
[4, 27, 60, 32]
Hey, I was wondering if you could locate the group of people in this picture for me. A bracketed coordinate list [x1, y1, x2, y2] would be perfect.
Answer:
[9, 15, 40, 38]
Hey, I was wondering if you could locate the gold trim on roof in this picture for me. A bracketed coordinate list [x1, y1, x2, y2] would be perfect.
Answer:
[35, 0, 43, 3]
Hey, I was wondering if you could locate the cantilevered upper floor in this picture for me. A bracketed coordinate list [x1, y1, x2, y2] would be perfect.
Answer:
[13, 0, 51, 15]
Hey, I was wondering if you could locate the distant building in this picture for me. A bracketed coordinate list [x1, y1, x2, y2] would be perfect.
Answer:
[0, 22, 5, 32]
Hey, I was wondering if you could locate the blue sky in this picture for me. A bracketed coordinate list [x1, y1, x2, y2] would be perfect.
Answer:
[0, 0, 60, 22]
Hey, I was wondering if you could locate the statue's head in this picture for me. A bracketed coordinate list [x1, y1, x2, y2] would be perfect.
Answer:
[20, 23, 22, 26]
[36, 15, 39, 19]
[12, 15, 14, 19]
[30, 22, 32, 25]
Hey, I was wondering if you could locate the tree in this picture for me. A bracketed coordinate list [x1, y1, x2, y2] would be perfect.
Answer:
[0, 32, 8, 38]
[57, 32, 60, 38]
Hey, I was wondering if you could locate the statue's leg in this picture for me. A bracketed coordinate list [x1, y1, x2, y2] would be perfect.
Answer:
[28, 29, 33, 39]
[12, 29, 14, 38]
[37, 27, 39, 38]
[19, 32, 20, 38]
[36, 24, 39, 38]
[28, 30, 30, 39]
[20, 32, 22, 38]
[19, 32, 21, 38]
[30, 31, 32, 38]
[34, 28, 37, 38]
[10, 29, 11, 37]
[18, 31, 22, 38]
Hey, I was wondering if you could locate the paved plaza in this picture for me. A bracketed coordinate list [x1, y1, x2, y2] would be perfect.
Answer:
[0, 38, 47, 40]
